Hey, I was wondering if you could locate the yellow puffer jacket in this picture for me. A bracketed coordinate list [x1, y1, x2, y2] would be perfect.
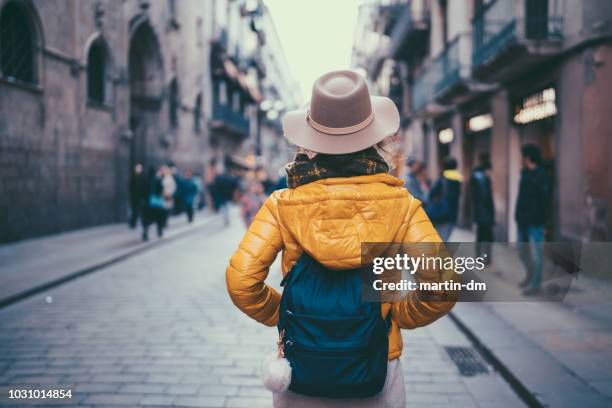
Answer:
[226, 173, 458, 360]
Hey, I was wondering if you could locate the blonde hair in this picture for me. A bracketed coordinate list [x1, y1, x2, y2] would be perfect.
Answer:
[296, 134, 399, 169]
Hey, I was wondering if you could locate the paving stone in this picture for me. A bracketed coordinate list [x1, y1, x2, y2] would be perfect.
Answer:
[173, 395, 225, 407]
[118, 383, 166, 394]
[139, 394, 176, 406]
[82, 393, 145, 405]
[197, 385, 238, 397]
[236, 386, 271, 398]
[225, 396, 272, 408]
[165, 384, 200, 396]
[72, 382, 120, 393]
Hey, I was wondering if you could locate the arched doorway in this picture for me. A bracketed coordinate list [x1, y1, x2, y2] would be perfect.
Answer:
[128, 20, 164, 170]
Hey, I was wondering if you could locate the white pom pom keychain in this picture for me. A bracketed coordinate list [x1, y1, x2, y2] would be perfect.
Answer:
[261, 329, 292, 393]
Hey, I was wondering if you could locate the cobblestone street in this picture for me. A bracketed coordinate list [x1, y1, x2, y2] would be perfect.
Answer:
[1, 0, 611, 407]
[0, 209, 523, 407]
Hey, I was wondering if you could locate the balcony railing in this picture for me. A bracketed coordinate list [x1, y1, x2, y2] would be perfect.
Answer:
[211, 100, 250, 137]
[378, 1, 410, 36]
[389, 1, 429, 60]
[433, 34, 471, 96]
[412, 67, 433, 113]
[472, 0, 563, 68]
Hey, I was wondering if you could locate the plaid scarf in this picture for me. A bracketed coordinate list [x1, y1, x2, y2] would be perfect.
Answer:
[285, 147, 389, 188]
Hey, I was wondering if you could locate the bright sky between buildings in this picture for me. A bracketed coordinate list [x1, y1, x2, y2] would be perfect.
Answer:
[264, 0, 360, 101]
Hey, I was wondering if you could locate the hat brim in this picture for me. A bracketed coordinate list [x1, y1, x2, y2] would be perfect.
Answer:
[282, 96, 400, 155]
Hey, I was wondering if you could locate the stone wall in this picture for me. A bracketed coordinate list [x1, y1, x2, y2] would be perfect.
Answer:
[0, 0, 214, 242]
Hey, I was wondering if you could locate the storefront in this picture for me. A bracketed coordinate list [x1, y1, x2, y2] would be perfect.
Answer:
[511, 86, 558, 240]
[434, 115, 455, 168]
[462, 110, 494, 224]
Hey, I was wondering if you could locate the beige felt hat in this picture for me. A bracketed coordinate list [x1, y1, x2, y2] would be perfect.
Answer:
[282, 70, 400, 154]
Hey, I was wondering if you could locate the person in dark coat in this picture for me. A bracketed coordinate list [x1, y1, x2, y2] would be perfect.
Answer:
[515, 144, 551, 295]
[405, 158, 428, 202]
[128, 163, 147, 228]
[256, 167, 276, 195]
[426, 157, 464, 241]
[470, 153, 495, 263]
[142, 167, 167, 241]
[181, 168, 200, 223]
[213, 172, 239, 225]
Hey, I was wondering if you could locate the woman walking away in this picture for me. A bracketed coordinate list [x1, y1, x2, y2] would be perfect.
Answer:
[226, 70, 458, 407]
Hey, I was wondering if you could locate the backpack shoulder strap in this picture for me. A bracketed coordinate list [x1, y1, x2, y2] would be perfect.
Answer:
[280, 251, 312, 287]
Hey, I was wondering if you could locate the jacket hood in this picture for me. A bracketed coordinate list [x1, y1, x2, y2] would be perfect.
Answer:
[276, 173, 412, 270]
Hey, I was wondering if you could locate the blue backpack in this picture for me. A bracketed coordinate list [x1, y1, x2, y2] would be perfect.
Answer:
[278, 253, 390, 398]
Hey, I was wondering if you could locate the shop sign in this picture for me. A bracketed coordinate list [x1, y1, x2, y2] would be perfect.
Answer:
[467, 114, 493, 132]
[514, 87, 557, 124]
[438, 128, 454, 144]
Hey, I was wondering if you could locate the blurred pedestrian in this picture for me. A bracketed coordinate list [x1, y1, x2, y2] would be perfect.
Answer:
[516, 144, 550, 295]
[128, 163, 146, 228]
[168, 164, 185, 215]
[405, 158, 428, 202]
[416, 162, 430, 196]
[426, 156, 463, 241]
[226, 70, 457, 407]
[192, 171, 205, 210]
[160, 165, 177, 227]
[182, 168, 200, 223]
[214, 171, 239, 225]
[206, 159, 221, 211]
[256, 167, 276, 195]
[470, 153, 495, 263]
[142, 167, 166, 241]
[276, 167, 288, 190]
[240, 181, 266, 227]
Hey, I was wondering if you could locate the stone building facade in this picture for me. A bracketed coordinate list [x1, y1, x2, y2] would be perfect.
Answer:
[354, 0, 612, 242]
[0, 0, 299, 243]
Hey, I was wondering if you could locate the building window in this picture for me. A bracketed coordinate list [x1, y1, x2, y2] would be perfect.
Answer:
[0, 1, 39, 84]
[167, 0, 179, 29]
[218, 80, 228, 105]
[440, 0, 449, 45]
[194, 92, 202, 132]
[232, 90, 241, 112]
[169, 78, 179, 128]
[87, 38, 109, 104]
[196, 17, 203, 48]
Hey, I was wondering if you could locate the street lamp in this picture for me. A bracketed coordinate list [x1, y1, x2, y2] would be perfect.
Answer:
[260, 99, 273, 112]
[266, 109, 279, 121]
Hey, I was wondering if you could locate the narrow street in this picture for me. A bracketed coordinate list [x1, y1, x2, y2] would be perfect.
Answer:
[0, 208, 523, 407]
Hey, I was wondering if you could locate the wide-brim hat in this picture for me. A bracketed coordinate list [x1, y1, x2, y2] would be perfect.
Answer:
[282, 70, 400, 155]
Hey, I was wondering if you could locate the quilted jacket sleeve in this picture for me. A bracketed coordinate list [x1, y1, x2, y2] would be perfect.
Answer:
[226, 194, 283, 327]
[391, 199, 459, 329]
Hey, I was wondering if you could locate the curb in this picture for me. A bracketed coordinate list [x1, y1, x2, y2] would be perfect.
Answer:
[0, 215, 223, 310]
[448, 311, 544, 408]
